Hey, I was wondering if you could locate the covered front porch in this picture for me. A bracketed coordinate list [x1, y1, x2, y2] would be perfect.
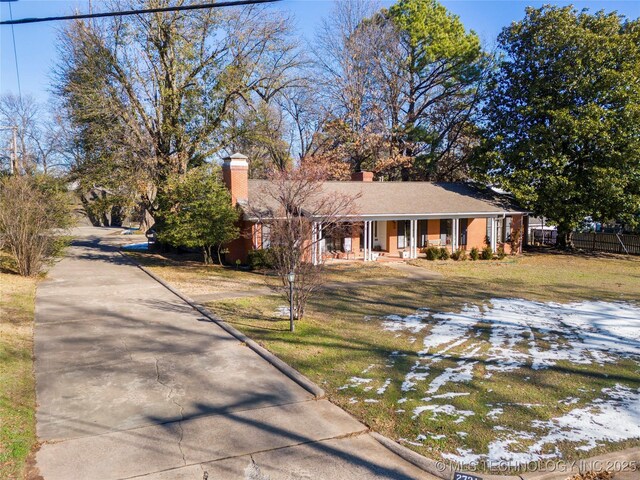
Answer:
[311, 215, 519, 264]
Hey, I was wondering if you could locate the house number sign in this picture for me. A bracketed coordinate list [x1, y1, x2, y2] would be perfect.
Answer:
[453, 473, 483, 480]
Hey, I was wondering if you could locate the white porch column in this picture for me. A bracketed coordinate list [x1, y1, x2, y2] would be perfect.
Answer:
[311, 222, 317, 265]
[410, 219, 417, 258]
[490, 217, 497, 252]
[363, 221, 369, 261]
[452, 218, 459, 251]
[367, 221, 373, 261]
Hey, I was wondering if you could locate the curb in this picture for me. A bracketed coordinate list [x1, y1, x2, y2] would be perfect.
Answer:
[369, 432, 455, 480]
[119, 251, 326, 400]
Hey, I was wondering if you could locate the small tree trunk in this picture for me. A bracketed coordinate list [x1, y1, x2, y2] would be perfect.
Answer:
[203, 245, 213, 264]
[557, 226, 574, 249]
[139, 208, 155, 234]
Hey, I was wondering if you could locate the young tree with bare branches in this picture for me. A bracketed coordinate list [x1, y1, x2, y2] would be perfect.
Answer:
[248, 166, 359, 323]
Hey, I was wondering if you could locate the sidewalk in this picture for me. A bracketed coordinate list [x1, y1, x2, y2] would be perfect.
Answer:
[34, 228, 432, 479]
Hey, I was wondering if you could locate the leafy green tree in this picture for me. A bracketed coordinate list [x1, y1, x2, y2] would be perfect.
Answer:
[156, 165, 239, 264]
[312, 0, 488, 181]
[385, 0, 489, 180]
[478, 6, 640, 246]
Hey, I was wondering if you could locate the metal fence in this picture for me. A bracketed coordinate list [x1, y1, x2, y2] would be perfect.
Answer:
[571, 232, 640, 255]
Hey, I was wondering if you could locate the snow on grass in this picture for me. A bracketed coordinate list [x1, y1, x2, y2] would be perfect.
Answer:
[421, 306, 481, 353]
[388, 299, 640, 399]
[377, 378, 391, 395]
[381, 308, 430, 333]
[413, 404, 475, 423]
[373, 298, 640, 466]
[486, 408, 503, 420]
[444, 384, 640, 466]
[427, 360, 477, 394]
[338, 376, 373, 390]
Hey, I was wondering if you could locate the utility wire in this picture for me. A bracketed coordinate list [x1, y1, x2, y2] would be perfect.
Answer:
[8, 1, 22, 96]
[0, 0, 281, 25]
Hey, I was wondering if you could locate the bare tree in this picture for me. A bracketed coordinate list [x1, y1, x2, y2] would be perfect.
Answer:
[0, 175, 74, 276]
[248, 166, 359, 322]
[0, 94, 39, 174]
[55, 0, 301, 232]
[312, 0, 385, 172]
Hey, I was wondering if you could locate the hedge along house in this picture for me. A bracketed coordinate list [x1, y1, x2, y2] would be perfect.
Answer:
[222, 153, 528, 264]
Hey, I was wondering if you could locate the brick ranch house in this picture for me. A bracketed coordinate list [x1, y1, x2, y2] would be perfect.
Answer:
[222, 153, 529, 264]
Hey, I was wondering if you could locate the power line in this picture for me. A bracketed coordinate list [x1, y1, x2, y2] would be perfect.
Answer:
[0, 0, 281, 26]
[7, 1, 21, 96]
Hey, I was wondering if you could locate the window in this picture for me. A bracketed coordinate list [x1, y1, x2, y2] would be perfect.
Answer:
[418, 220, 428, 248]
[459, 219, 468, 246]
[440, 219, 452, 245]
[397, 221, 408, 249]
[261, 224, 271, 249]
[504, 217, 512, 243]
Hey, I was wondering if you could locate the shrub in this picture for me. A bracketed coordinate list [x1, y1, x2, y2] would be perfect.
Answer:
[156, 165, 239, 264]
[438, 247, 450, 260]
[452, 248, 467, 261]
[469, 247, 479, 261]
[425, 246, 440, 260]
[0, 174, 74, 276]
[496, 244, 507, 259]
[480, 245, 494, 260]
[248, 248, 274, 270]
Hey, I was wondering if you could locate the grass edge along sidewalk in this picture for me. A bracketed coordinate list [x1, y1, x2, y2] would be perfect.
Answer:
[0, 259, 38, 480]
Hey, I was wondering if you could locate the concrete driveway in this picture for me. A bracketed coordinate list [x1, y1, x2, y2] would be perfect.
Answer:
[34, 228, 431, 479]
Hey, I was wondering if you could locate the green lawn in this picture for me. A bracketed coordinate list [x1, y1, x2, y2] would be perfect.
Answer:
[0, 255, 38, 480]
[132, 250, 640, 472]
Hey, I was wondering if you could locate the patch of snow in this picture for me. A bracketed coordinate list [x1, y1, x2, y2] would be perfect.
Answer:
[274, 306, 290, 317]
[422, 306, 481, 353]
[427, 361, 477, 394]
[432, 392, 470, 399]
[442, 448, 483, 465]
[400, 438, 423, 447]
[338, 376, 372, 390]
[364, 399, 379, 403]
[486, 408, 503, 420]
[361, 364, 376, 374]
[382, 310, 430, 333]
[413, 404, 475, 423]
[377, 378, 391, 395]
[444, 384, 640, 466]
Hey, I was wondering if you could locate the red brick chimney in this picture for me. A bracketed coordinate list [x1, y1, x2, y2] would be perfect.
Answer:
[222, 153, 249, 206]
[351, 171, 374, 182]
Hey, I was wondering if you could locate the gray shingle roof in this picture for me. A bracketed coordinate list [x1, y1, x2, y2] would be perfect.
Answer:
[245, 179, 524, 220]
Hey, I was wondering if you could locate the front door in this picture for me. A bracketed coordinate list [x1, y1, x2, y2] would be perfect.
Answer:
[397, 220, 409, 249]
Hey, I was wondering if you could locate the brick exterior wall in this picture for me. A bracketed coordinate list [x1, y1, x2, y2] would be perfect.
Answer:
[427, 219, 440, 243]
[466, 218, 487, 251]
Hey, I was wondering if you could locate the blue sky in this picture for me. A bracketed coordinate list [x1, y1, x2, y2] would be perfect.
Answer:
[1, 0, 639, 102]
